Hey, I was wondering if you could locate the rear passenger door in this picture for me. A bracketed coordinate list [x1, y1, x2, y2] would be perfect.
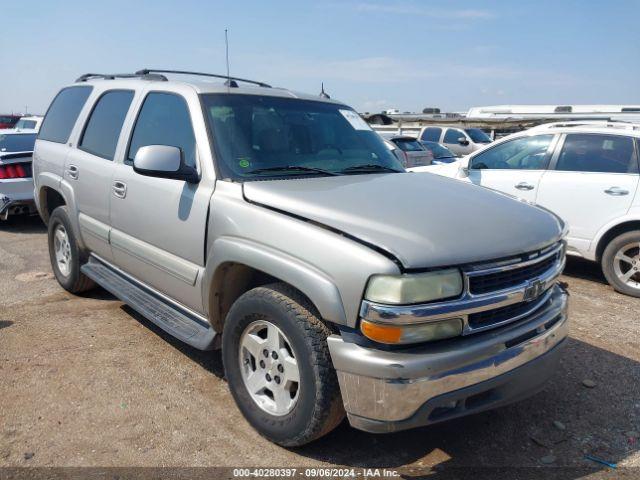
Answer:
[109, 90, 215, 313]
[536, 133, 640, 250]
[64, 89, 135, 262]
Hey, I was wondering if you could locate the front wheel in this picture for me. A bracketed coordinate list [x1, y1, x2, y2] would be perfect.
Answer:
[601, 230, 640, 297]
[222, 283, 344, 446]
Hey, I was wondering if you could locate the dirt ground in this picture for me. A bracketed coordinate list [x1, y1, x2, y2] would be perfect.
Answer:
[1, 215, 639, 477]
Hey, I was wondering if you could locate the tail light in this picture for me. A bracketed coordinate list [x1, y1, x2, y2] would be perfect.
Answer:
[0, 163, 32, 179]
[402, 150, 410, 168]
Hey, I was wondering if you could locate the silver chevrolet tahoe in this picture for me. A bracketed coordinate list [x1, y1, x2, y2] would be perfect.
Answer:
[33, 69, 569, 446]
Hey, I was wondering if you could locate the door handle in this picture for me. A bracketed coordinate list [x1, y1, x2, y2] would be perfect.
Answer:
[112, 181, 127, 199]
[515, 182, 535, 191]
[67, 164, 79, 180]
[604, 186, 629, 196]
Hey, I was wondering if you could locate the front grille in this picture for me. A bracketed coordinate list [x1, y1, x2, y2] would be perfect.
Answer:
[469, 250, 560, 295]
[468, 295, 548, 329]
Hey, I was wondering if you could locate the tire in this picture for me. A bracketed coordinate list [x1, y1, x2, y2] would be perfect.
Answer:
[222, 283, 345, 447]
[47, 206, 95, 294]
[601, 230, 640, 298]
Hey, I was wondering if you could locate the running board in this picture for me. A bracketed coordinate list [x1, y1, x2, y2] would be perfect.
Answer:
[81, 257, 217, 350]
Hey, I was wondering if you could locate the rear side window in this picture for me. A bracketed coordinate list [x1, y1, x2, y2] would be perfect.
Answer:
[79, 90, 134, 160]
[127, 92, 196, 166]
[443, 129, 464, 144]
[420, 127, 441, 142]
[555, 134, 638, 174]
[39, 86, 93, 144]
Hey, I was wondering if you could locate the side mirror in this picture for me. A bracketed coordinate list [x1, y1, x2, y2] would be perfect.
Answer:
[133, 145, 199, 183]
[458, 137, 470, 146]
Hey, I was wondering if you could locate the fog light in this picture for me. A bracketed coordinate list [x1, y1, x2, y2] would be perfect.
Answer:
[361, 318, 463, 345]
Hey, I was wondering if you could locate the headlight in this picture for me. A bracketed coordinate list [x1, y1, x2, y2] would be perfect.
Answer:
[364, 269, 463, 305]
[361, 317, 463, 345]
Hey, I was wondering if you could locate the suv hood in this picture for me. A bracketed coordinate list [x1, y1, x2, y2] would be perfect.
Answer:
[243, 173, 564, 269]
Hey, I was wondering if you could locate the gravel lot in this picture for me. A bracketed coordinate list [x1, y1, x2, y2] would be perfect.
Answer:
[1, 215, 639, 477]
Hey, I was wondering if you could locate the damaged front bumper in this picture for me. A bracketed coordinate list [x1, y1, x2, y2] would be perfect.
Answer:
[327, 284, 568, 433]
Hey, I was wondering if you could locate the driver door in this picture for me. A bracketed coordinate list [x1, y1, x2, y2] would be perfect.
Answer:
[466, 134, 558, 202]
[443, 128, 473, 157]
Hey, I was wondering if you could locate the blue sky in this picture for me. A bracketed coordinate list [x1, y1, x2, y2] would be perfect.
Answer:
[1, 0, 639, 114]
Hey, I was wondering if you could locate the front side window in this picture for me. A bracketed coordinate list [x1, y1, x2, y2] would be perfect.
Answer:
[201, 94, 403, 180]
[80, 90, 134, 160]
[420, 127, 441, 142]
[443, 129, 465, 144]
[128, 92, 196, 166]
[465, 128, 492, 143]
[39, 86, 93, 144]
[470, 134, 553, 170]
[555, 134, 637, 174]
[0, 133, 37, 152]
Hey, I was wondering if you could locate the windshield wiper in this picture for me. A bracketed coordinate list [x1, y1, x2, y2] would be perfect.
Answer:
[340, 164, 404, 174]
[246, 165, 342, 176]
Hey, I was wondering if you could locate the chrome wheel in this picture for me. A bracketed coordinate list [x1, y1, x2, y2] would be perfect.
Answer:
[613, 242, 640, 290]
[238, 319, 300, 416]
[53, 225, 72, 277]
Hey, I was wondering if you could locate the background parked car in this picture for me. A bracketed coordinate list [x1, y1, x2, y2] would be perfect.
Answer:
[412, 121, 640, 298]
[382, 134, 433, 167]
[418, 140, 457, 164]
[418, 126, 492, 156]
[0, 129, 37, 220]
[14, 115, 43, 131]
[0, 114, 21, 130]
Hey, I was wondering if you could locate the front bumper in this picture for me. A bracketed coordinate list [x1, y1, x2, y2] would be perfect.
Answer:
[327, 283, 568, 433]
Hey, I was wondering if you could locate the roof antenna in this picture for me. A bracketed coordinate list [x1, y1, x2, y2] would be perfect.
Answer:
[319, 82, 330, 99]
[224, 29, 238, 88]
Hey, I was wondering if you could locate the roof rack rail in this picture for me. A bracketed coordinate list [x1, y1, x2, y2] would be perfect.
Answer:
[135, 69, 271, 88]
[76, 72, 167, 83]
[530, 120, 640, 131]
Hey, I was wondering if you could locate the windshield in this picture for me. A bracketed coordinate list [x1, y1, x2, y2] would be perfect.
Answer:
[15, 120, 37, 129]
[421, 141, 455, 158]
[465, 128, 492, 143]
[0, 116, 19, 125]
[393, 138, 425, 152]
[201, 94, 404, 180]
[0, 133, 37, 152]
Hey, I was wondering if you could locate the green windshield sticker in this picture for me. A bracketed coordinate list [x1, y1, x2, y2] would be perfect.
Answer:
[238, 158, 250, 168]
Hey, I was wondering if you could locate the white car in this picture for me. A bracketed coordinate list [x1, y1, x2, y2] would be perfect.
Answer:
[13, 115, 43, 132]
[418, 126, 492, 156]
[0, 129, 38, 219]
[411, 121, 640, 297]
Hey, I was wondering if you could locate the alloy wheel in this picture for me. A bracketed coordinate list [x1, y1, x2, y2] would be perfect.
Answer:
[238, 319, 300, 416]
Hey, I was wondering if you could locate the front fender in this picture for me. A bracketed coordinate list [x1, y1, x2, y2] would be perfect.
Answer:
[203, 236, 347, 325]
